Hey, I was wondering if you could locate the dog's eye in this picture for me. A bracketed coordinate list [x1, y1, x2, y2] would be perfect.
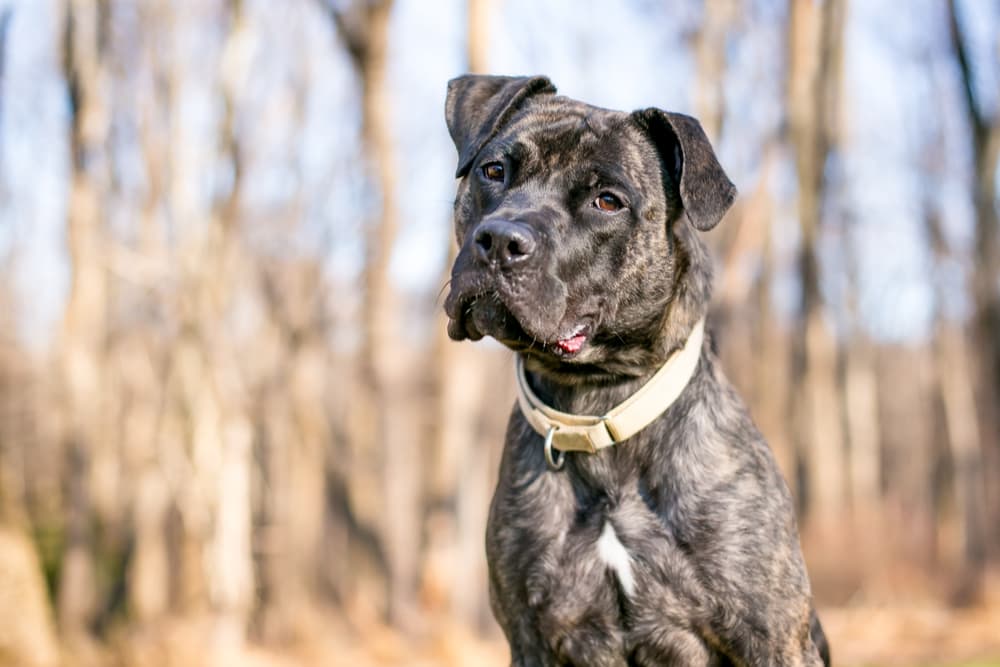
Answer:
[482, 162, 505, 182]
[594, 193, 623, 212]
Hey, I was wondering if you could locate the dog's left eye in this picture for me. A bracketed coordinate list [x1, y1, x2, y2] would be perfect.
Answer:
[482, 162, 505, 182]
[594, 193, 623, 212]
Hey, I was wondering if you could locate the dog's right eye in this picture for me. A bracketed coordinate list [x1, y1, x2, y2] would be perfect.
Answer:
[594, 193, 623, 212]
[482, 162, 505, 182]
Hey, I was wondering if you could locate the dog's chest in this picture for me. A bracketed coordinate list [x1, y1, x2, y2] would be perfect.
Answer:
[507, 485, 714, 663]
[561, 495, 703, 608]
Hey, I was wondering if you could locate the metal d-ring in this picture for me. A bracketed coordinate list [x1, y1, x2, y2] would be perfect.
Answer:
[544, 426, 565, 471]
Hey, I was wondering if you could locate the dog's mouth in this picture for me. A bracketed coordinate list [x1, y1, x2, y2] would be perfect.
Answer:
[554, 323, 589, 356]
[445, 290, 592, 359]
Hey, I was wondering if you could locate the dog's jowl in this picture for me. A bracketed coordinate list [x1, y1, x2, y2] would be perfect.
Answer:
[443, 75, 831, 667]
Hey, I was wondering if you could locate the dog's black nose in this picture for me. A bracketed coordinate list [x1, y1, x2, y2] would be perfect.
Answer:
[474, 220, 537, 268]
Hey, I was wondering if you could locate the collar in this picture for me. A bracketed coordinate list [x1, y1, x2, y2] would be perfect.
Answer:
[515, 317, 705, 469]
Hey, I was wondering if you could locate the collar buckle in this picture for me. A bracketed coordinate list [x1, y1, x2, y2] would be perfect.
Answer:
[543, 426, 565, 471]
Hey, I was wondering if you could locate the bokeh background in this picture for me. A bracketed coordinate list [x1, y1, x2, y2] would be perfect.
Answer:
[0, 0, 999, 665]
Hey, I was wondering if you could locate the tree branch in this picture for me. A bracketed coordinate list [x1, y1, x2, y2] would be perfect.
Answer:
[947, 0, 987, 141]
[314, 0, 369, 70]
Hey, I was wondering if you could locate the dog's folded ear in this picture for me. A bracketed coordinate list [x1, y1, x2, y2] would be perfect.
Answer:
[632, 109, 737, 231]
[445, 75, 556, 178]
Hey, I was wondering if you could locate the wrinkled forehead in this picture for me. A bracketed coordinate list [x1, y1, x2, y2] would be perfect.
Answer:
[491, 97, 659, 187]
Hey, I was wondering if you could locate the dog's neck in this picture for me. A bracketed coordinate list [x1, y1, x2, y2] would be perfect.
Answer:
[524, 308, 707, 418]
[518, 323, 707, 483]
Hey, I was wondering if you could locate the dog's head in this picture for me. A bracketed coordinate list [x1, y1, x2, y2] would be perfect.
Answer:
[443, 75, 736, 379]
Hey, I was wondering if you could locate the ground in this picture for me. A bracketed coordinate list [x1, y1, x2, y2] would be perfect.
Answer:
[25, 603, 998, 667]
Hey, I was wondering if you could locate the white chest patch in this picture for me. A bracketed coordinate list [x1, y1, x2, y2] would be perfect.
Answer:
[596, 521, 635, 597]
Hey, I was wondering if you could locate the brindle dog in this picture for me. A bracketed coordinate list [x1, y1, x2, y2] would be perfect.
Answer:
[443, 75, 830, 667]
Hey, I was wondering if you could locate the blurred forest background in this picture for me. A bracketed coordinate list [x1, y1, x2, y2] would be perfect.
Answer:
[0, 0, 999, 665]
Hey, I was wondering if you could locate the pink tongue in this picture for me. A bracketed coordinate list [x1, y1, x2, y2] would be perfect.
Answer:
[556, 333, 586, 353]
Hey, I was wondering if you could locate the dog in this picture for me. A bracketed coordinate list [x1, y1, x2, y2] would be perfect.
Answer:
[443, 74, 830, 667]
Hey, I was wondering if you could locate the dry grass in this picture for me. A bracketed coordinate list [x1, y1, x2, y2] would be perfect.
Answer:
[74, 605, 1000, 667]
[822, 604, 1000, 667]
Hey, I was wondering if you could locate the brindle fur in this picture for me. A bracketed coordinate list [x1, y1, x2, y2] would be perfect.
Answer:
[443, 75, 830, 667]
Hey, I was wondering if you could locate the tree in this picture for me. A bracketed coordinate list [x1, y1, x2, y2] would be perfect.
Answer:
[58, 0, 112, 639]
[786, 0, 848, 534]
[421, 0, 495, 625]
[320, 0, 403, 624]
[946, 0, 1000, 563]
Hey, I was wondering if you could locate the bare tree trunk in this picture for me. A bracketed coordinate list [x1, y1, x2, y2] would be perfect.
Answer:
[252, 62, 329, 640]
[694, 0, 745, 312]
[128, 1, 256, 655]
[786, 0, 848, 535]
[925, 198, 987, 601]
[205, 2, 255, 656]
[0, 6, 12, 159]
[0, 3, 22, 526]
[934, 325, 986, 598]
[0, 324, 59, 667]
[0, 528, 60, 667]
[738, 152, 798, 489]
[420, 0, 493, 625]
[323, 0, 401, 624]
[842, 168, 881, 572]
[843, 336, 880, 510]
[694, 0, 734, 144]
[842, 326, 882, 593]
[130, 464, 170, 621]
[58, 0, 112, 639]
[715, 145, 774, 399]
[125, 7, 172, 622]
[254, 256, 331, 641]
[947, 0, 1000, 563]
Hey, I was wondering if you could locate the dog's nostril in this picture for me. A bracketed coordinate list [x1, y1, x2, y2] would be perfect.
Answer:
[475, 230, 493, 253]
[506, 232, 536, 260]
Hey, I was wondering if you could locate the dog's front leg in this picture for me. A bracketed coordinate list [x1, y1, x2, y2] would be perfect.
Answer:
[494, 571, 629, 667]
[734, 631, 826, 667]
[507, 635, 629, 667]
[498, 613, 560, 667]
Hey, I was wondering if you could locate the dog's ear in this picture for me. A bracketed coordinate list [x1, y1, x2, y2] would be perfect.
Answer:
[632, 109, 736, 231]
[445, 74, 556, 178]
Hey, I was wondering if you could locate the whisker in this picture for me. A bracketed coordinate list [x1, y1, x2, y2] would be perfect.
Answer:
[435, 280, 452, 306]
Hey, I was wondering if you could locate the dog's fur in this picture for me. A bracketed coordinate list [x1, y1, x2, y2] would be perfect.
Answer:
[443, 75, 830, 667]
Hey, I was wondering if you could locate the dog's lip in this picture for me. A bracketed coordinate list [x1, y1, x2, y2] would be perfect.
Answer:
[443, 280, 479, 321]
[445, 281, 595, 357]
[445, 292, 485, 341]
